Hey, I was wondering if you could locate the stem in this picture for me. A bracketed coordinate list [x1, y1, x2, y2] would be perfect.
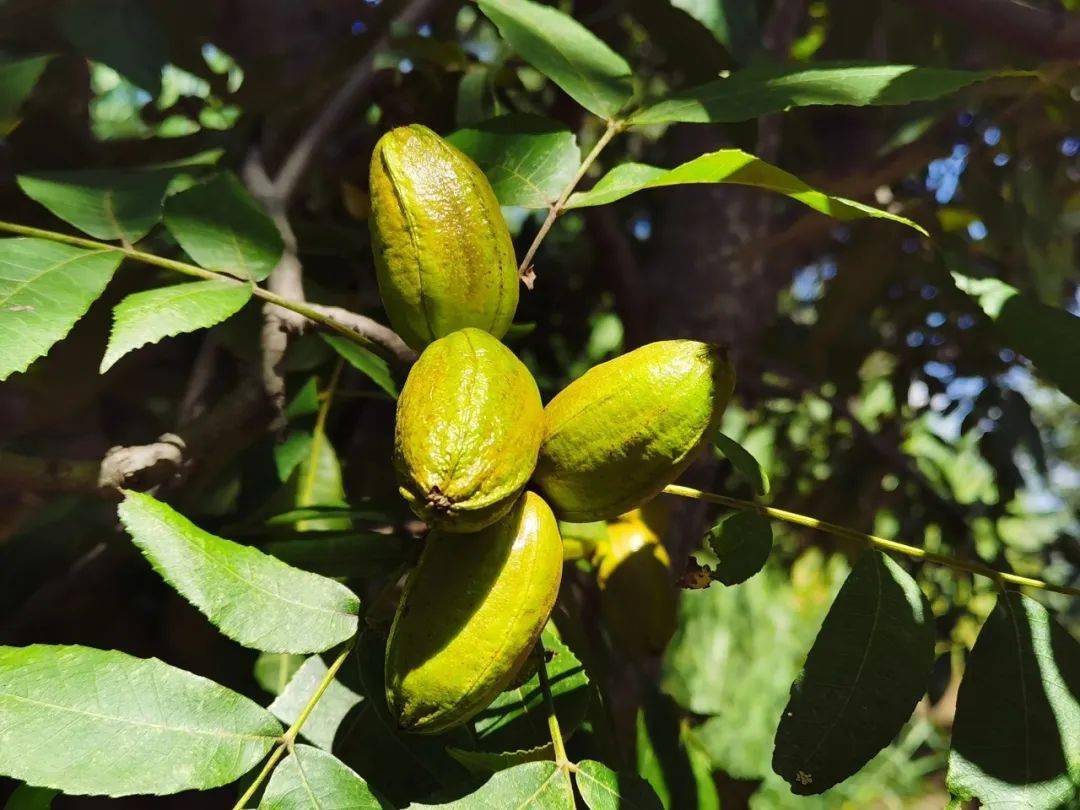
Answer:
[232, 640, 356, 809]
[663, 484, 1080, 598]
[535, 639, 573, 771]
[517, 119, 623, 280]
[0, 219, 390, 358]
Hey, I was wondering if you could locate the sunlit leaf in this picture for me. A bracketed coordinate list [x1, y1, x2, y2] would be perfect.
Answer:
[254, 652, 306, 696]
[118, 490, 359, 654]
[0, 238, 122, 381]
[947, 592, 1080, 809]
[773, 551, 934, 794]
[477, 0, 634, 119]
[100, 279, 251, 372]
[669, 0, 759, 63]
[952, 271, 1080, 404]
[448, 115, 580, 208]
[17, 169, 176, 243]
[636, 689, 720, 810]
[566, 151, 927, 235]
[260, 745, 385, 809]
[714, 431, 769, 495]
[0, 645, 280, 796]
[632, 63, 1010, 126]
[576, 760, 663, 810]
[414, 762, 574, 809]
[268, 655, 362, 751]
[163, 172, 283, 281]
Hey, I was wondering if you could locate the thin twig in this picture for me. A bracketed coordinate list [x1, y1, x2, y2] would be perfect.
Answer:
[663, 484, 1080, 598]
[231, 639, 356, 810]
[517, 120, 623, 285]
[535, 638, 574, 772]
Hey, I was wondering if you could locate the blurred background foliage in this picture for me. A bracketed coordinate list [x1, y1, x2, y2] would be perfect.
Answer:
[0, 0, 1078, 807]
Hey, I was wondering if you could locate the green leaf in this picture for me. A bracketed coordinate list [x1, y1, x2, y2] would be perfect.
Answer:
[0, 238, 122, 381]
[117, 490, 359, 654]
[260, 745, 385, 809]
[266, 531, 410, 579]
[447, 114, 581, 208]
[0, 55, 52, 135]
[946, 592, 1080, 809]
[100, 279, 251, 372]
[163, 173, 283, 281]
[477, 0, 633, 120]
[254, 652, 306, 696]
[566, 151, 926, 235]
[415, 762, 574, 809]
[323, 334, 398, 398]
[333, 633, 470, 806]
[268, 655, 362, 751]
[0, 645, 280, 796]
[58, 0, 166, 95]
[17, 169, 177, 243]
[706, 510, 773, 586]
[446, 744, 552, 775]
[714, 431, 769, 495]
[576, 760, 663, 810]
[472, 625, 590, 752]
[952, 272, 1080, 405]
[636, 690, 720, 810]
[4, 785, 59, 810]
[669, 0, 759, 63]
[773, 551, 935, 795]
[632, 63, 1008, 126]
[293, 425, 351, 532]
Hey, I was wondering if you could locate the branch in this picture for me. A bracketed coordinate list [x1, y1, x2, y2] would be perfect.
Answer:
[663, 484, 1080, 598]
[271, 0, 444, 202]
[900, 0, 1080, 59]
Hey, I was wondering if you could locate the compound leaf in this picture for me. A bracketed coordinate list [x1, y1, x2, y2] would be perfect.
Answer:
[259, 745, 385, 810]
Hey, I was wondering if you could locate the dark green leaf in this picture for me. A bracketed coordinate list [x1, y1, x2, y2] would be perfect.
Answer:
[947, 592, 1080, 809]
[472, 625, 590, 752]
[952, 272, 1080, 405]
[59, 0, 166, 94]
[163, 173, 283, 281]
[0, 238, 122, 381]
[773, 551, 934, 795]
[669, 0, 759, 63]
[332, 633, 471, 806]
[632, 63, 1009, 126]
[636, 689, 719, 810]
[260, 745, 385, 810]
[101, 279, 251, 372]
[3, 785, 58, 810]
[566, 151, 926, 235]
[268, 655, 362, 751]
[477, 0, 634, 120]
[414, 762, 574, 809]
[17, 169, 176, 243]
[706, 510, 772, 585]
[117, 490, 359, 654]
[447, 115, 580, 208]
[576, 760, 663, 810]
[266, 531, 410, 579]
[0, 55, 52, 135]
[714, 431, 769, 494]
[0, 645, 280, 796]
[323, 334, 398, 398]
